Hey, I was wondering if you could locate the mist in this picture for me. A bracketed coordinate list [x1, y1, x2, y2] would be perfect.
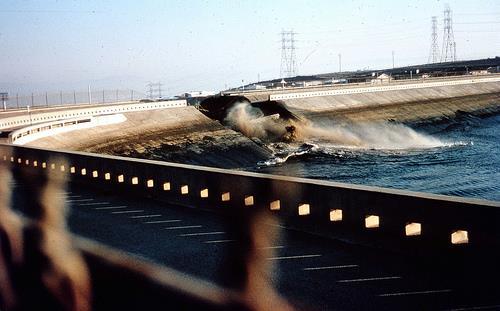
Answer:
[224, 102, 447, 150]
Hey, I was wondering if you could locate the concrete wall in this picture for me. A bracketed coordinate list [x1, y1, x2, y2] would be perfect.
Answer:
[4, 144, 499, 256]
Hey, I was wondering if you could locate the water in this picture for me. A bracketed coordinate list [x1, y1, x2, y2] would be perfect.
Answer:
[255, 114, 500, 201]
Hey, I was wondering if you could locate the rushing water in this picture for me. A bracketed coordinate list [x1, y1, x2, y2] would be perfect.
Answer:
[255, 113, 500, 201]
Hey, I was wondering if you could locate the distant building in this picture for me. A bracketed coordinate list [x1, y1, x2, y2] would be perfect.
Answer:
[296, 80, 324, 87]
[243, 84, 267, 90]
[470, 70, 489, 76]
[178, 91, 217, 98]
[371, 73, 392, 84]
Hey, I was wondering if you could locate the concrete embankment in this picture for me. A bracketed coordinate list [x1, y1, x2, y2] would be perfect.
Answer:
[283, 81, 500, 124]
[227, 77, 500, 125]
[25, 106, 272, 169]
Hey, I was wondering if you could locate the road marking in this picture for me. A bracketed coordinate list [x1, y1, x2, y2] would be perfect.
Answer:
[129, 214, 162, 219]
[94, 206, 128, 210]
[304, 264, 359, 271]
[258, 246, 285, 249]
[65, 195, 82, 198]
[111, 210, 144, 214]
[338, 276, 401, 283]
[179, 231, 226, 237]
[78, 202, 110, 206]
[67, 199, 94, 203]
[204, 239, 235, 244]
[163, 225, 202, 230]
[144, 220, 181, 224]
[379, 289, 452, 297]
[446, 304, 500, 311]
[267, 254, 321, 260]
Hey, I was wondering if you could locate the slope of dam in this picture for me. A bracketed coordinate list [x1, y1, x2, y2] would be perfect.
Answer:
[224, 77, 500, 124]
[25, 106, 272, 169]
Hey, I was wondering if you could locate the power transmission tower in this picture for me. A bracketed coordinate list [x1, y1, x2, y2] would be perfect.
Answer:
[280, 30, 297, 78]
[146, 82, 163, 99]
[428, 16, 440, 63]
[441, 4, 456, 62]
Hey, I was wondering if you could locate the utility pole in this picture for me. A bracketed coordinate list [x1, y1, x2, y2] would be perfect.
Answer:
[88, 85, 92, 105]
[428, 16, 440, 63]
[392, 51, 395, 69]
[280, 29, 298, 78]
[441, 4, 456, 62]
[338, 53, 342, 73]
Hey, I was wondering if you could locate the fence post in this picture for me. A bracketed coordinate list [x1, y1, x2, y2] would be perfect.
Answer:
[116, 89, 119, 102]
[60, 91, 63, 105]
[45, 92, 49, 107]
[131, 90, 134, 101]
[73, 91, 76, 105]
[31, 93, 34, 107]
[102, 90, 105, 104]
[16, 93, 19, 109]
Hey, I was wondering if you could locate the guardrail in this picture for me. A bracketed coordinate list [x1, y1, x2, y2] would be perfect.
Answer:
[2, 144, 499, 256]
[269, 76, 500, 101]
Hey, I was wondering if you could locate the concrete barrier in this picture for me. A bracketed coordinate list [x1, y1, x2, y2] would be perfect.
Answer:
[9, 114, 127, 145]
[0, 99, 187, 130]
[3, 144, 499, 257]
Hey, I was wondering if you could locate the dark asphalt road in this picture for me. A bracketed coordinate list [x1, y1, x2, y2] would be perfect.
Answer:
[10, 180, 500, 311]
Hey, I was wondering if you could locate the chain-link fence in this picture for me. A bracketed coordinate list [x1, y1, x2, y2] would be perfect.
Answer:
[2, 89, 147, 110]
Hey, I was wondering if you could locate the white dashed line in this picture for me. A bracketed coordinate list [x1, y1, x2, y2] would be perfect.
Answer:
[303, 264, 359, 271]
[163, 225, 202, 230]
[179, 231, 226, 237]
[111, 210, 144, 214]
[144, 220, 181, 224]
[446, 304, 500, 311]
[67, 199, 94, 203]
[129, 214, 162, 219]
[267, 254, 321, 260]
[379, 289, 452, 297]
[258, 246, 285, 249]
[204, 239, 235, 244]
[338, 276, 401, 283]
[78, 202, 110, 206]
[94, 206, 128, 210]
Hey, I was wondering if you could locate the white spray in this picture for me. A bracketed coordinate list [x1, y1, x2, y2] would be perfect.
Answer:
[224, 102, 448, 150]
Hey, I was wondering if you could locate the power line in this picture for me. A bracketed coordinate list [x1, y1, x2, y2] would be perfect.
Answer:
[428, 16, 440, 63]
[280, 29, 298, 78]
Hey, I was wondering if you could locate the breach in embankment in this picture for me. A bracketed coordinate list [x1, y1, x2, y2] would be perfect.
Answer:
[199, 75, 500, 150]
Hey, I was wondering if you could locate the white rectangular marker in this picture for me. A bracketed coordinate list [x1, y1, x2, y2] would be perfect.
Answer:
[144, 220, 181, 224]
[204, 239, 235, 244]
[163, 225, 202, 230]
[78, 202, 110, 206]
[338, 276, 401, 283]
[179, 231, 226, 237]
[129, 214, 162, 219]
[111, 210, 144, 214]
[303, 265, 359, 271]
[94, 206, 128, 210]
[379, 289, 452, 297]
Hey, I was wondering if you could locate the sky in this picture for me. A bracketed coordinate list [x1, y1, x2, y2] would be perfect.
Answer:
[0, 0, 499, 96]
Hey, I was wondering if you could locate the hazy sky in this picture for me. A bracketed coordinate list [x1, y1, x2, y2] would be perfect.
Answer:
[0, 0, 499, 96]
